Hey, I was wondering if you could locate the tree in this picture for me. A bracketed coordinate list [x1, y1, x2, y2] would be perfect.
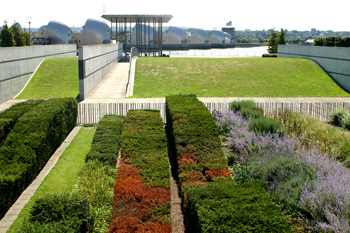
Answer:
[266, 28, 278, 53]
[11, 22, 26, 46]
[266, 28, 287, 53]
[0, 21, 15, 47]
[277, 28, 287, 45]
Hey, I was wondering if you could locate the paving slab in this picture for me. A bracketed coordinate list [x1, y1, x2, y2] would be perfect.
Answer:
[86, 62, 129, 99]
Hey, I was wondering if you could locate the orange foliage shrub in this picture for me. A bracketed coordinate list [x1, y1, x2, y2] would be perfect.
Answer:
[110, 158, 171, 233]
[177, 153, 198, 168]
[205, 168, 231, 181]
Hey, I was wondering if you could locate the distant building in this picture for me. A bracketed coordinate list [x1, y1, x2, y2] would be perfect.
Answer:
[304, 39, 314, 46]
[311, 28, 317, 33]
[244, 29, 251, 32]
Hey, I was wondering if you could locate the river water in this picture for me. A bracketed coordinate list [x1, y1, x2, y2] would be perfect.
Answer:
[163, 46, 268, 57]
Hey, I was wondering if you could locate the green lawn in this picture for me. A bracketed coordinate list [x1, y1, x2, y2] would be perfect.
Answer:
[7, 126, 96, 233]
[131, 57, 350, 97]
[16, 57, 79, 99]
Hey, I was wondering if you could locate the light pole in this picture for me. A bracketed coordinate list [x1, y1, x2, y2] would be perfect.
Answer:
[26, 17, 31, 46]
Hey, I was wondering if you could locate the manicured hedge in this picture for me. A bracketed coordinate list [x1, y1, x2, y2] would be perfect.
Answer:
[0, 98, 77, 218]
[166, 95, 290, 232]
[110, 110, 171, 232]
[166, 94, 229, 184]
[21, 193, 94, 233]
[0, 100, 44, 147]
[85, 115, 126, 166]
[185, 180, 291, 232]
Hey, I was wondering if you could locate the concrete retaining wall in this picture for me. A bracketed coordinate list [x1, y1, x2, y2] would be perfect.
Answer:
[78, 44, 123, 100]
[0, 45, 76, 104]
[278, 45, 350, 93]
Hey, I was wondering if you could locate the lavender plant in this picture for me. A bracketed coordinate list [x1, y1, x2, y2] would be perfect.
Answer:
[214, 110, 350, 231]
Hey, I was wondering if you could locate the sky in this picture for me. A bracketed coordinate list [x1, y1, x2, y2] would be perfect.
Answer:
[1, 0, 349, 32]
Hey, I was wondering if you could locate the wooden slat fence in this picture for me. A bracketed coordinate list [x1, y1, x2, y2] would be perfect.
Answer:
[77, 102, 166, 124]
[77, 101, 350, 124]
[203, 102, 350, 122]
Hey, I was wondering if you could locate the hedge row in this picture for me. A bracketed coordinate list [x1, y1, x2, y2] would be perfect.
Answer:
[166, 95, 290, 232]
[0, 100, 44, 148]
[21, 115, 126, 232]
[85, 115, 126, 166]
[21, 193, 94, 233]
[0, 98, 77, 218]
[110, 110, 171, 232]
[166, 94, 229, 184]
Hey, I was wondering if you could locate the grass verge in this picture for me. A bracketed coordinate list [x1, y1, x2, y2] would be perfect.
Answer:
[7, 126, 96, 233]
[16, 57, 79, 99]
[132, 57, 350, 97]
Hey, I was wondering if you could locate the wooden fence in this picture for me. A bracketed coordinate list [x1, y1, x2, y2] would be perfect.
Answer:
[77, 101, 350, 124]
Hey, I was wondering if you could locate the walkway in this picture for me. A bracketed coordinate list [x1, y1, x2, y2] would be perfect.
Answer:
[86, 62, 129, 99]
[0, 126, 82, 233]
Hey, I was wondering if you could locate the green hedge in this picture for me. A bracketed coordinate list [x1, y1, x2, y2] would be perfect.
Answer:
[0, 98, 77, 218]
[262, 53, 277, 57]
[85, 115, 126, 166]
[185, 180, 291, 232]
[0, 100, 44, 147]
[166, 95, 290, 232]
[21, 193, 94, 233]
[121, 109, 169, 188]
[110, 110, 171, 231]
[166, 94, 228, 183]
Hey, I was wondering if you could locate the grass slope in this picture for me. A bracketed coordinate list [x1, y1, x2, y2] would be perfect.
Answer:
[16, 57, 79, 99]
[7, 126, 96, 233]
[132, 57, 350, 97]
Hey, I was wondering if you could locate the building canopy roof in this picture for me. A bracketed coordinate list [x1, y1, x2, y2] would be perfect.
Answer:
[101, 14, 173, 23]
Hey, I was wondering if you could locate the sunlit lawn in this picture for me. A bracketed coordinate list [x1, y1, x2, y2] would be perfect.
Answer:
[16, 57, 79, 99]
[131, 57, 350, 97]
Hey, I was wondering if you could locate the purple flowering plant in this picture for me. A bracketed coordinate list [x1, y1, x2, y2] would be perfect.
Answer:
[214, 110, 350, 231]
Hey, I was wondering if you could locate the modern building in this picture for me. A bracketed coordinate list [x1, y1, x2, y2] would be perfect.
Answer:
[77, 18, 110, 47]
[44, 20, 72, 44]
[101, 14, 173, 56]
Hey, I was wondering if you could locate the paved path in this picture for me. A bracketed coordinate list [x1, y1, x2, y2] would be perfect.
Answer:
[86, 62, 129, 99]
[0, 126, 82, 233]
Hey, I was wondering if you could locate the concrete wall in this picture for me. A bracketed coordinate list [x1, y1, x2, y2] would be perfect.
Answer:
[0, 45, 76, 104]
[78, 44, 123, 100]
[278, 45, 350, 93]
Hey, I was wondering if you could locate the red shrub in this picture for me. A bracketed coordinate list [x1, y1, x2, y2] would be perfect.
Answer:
[178, 153, 198, 168]
[205, 168, 231, 181]
[110, 158, 171, 233]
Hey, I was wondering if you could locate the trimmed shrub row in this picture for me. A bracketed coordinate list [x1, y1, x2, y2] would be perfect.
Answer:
[185, 180, 291, 232]
[76, 115, 125, 232]
[85, 115, 126, 166]
[166, 95, 290, 232]
[21, 115, 126, 232]
[0, 98, 77, 218]
[21, 193, 94, 233]
[0, 100, 44, 148]
[110, 110, 171, 232]
[166, 94, 229, 184]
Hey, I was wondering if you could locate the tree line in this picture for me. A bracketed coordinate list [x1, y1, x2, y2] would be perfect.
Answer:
[0, 21, 31, 47]
[314, 37, 350, 47]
